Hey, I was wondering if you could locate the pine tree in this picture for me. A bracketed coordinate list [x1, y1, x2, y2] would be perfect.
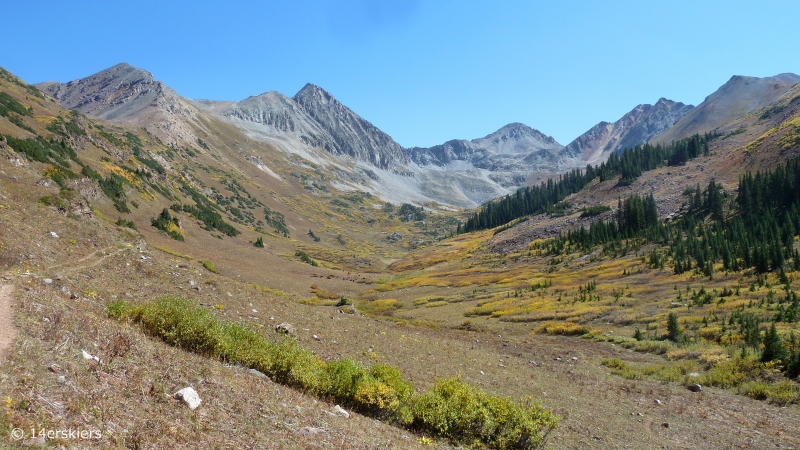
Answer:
[761, 322, 788, 363]
[667, 312, 681, 343]
[254, 236, 264, 248]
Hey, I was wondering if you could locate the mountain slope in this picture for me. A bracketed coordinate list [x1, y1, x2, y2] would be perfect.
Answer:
[653, 73, 800, 143]
[564, 98, 694, 164]
[292, 83, 409, 169]
[36, 63, 205, 147]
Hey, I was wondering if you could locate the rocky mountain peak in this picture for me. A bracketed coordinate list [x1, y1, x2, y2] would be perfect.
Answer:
[220, 83, 409, 170]
[293, 83, 335, 106]
[37, 63, 201, 146]
[564, 98, 694, 163]
[472, 122, 563, 155]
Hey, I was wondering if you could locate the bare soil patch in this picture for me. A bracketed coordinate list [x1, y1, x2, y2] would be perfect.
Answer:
[0, 284, 17, 358]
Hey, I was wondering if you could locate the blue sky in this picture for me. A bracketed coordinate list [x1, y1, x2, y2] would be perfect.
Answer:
[3, 0, 799, 148]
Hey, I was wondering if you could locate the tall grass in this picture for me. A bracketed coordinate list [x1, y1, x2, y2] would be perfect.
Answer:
[109, 296, 558, 448]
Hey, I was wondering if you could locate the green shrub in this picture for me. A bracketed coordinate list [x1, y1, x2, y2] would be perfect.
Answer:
[412, 377, 558, 449]
[295, 250, 318, 266]
[761, 380, 800, 405]
[601, 358, 642, 380]
[368, 363, 415, 423]
[699, 356, 763, 389]
[322, 358, 369, 404]
[136, 296, 222, 356]
[116, 218, 137, 230]
[200, 260, 219, 274]
[151, 208, 184, 241]
[580, 205, 611, 217]
[739, 381, 770, 400]
[738, 379, 800, 405]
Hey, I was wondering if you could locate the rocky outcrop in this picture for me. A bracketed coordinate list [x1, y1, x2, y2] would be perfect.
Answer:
[564, 98, 694, 164]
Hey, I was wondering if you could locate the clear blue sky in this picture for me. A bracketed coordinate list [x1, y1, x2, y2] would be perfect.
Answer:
[3, 0, 799, 148]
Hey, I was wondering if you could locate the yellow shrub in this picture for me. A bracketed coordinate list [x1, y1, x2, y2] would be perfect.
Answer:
[534, 321, 595, 336]
[425, 301, 448, 308]
[698, 326, 723, 342]
[361, 299, 402, 316]
[354, 379, 400, 412]
[666, 349, 689, 360]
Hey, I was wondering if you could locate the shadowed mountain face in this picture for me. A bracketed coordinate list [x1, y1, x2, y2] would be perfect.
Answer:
[653, 73, 800, 144]
[564, 98, 694, 164]
[222, 83, 409, 170]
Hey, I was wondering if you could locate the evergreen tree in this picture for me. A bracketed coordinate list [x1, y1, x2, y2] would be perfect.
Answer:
[667, 312, 681, 343]
[761, 322, 788, 363]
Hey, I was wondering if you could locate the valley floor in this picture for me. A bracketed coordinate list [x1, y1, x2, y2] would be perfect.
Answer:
[1, 157, 800, 449]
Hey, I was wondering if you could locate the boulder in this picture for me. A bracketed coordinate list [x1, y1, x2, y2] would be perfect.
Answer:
[687, 383, 702, 392]
[275, 322, 296, 336]
[174, 387, 202, 410]
[81, 350, 100, 363]
[332, 404, 350, 418]
[249, 369, 269, 379]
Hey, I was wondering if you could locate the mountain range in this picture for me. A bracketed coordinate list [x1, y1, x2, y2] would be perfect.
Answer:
[37, 64, 800, 208]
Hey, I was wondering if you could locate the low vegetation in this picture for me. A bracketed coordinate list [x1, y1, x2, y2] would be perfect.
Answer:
[108, 296, 558, 448]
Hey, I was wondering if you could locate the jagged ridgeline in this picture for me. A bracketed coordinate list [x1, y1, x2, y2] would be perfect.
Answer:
[458, 133, 718, 233]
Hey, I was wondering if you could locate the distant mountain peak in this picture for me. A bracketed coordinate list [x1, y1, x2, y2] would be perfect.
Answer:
[564, 98, 694, 163]
[37, 63, 200, 147]
[223, 82, 409, 170]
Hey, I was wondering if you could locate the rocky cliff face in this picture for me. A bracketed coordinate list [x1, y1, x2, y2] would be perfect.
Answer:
[564, 98, 694, 164]
[36, 63, 202, 147]
[653, 73, 800, 144]
[222, 84, 408, 170]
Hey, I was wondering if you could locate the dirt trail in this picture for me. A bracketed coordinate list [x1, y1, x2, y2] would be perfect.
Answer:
[0, 284, 17, 358]
[48, 245, 130, 274]
[48, 245, 115, 271]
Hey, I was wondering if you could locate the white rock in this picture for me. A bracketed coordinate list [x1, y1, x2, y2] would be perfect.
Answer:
[299, 427, 326, 437]
[81, 350, 100, 363]
[50, 232, 59, 238]
[174, 387, 202, 410]
[249, 369, 269, 379]
[57, 376, 66, 384]
[332, 404, 350, 418]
